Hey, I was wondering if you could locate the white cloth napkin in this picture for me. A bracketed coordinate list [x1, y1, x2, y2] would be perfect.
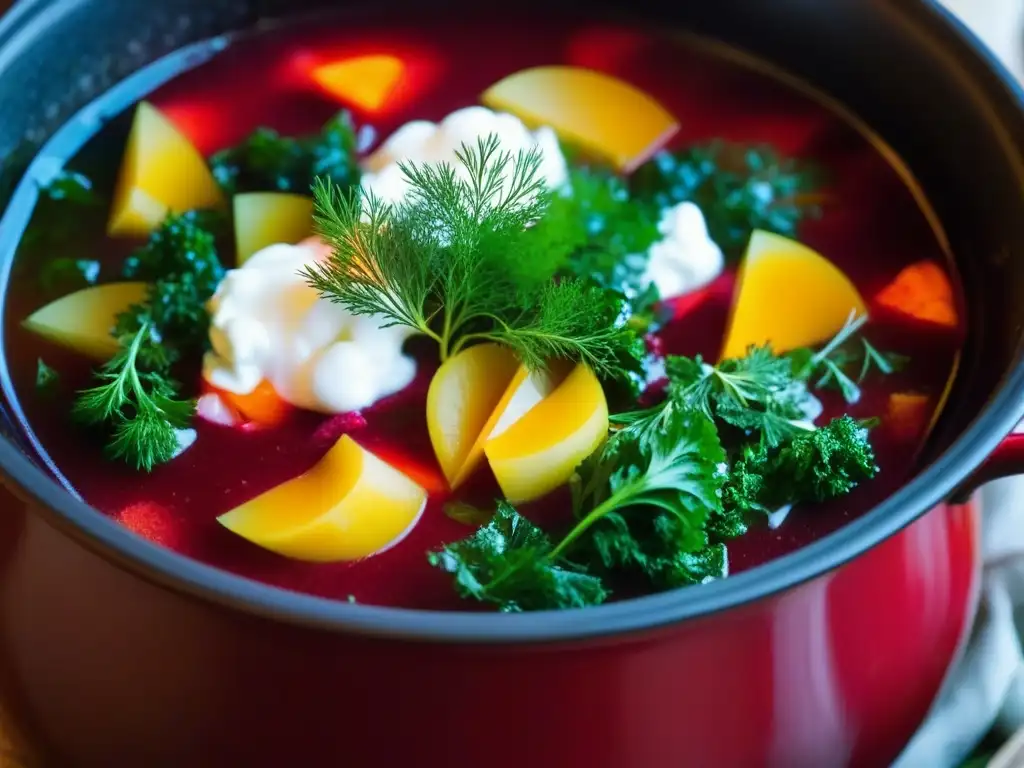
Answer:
[896, 479, 1024, 767]
[889, 3, 1024, 766]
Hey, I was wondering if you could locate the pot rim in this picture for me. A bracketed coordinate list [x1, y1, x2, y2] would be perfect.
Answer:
[0, 0, 1021, 644]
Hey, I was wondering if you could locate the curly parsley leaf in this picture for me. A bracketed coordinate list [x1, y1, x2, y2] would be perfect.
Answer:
[631, 142, 822, 260]
[304, 134, 641, 379]
[431, 360, 881, 611]
[428, 501, 608, 612]
[578, 508, 730, 588]
[210, 110, 362, 196]
[722, 415, 877, 514]
[72, 324, 195, 472]
[115, 211, 224, 365]
[668, 347, 819, 448]
[430, 405, 728, 607]
[560, 405, 726, 560]
[613, 343, 819, 451]
[120, 210, 224, 293]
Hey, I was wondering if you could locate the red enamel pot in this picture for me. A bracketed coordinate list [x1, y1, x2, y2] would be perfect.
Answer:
[1, 1, 1024, 766]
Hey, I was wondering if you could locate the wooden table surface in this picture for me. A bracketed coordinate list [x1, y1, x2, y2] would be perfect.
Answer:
[0, 0, 1017, 765]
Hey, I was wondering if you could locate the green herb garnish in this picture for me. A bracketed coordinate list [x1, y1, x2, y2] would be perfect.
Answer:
[73, 211, 221, 470]
[429, 406, 727, 610]
[560, 404, 728, 589]
[35, 358, 59, 392]
[72, 324, 194, 472]
[612, 342, 819, 450]
[210, 110, 362, 196]
[304, 134, 639, 377]
[789, 312, 907, 404]
[666, 346, 816, 448]
[720, 415, 877, 517]
[428, 502, 609, 612]
[431, 334, 882, 611]
[545, 166, 665, 329]
[41, 170, 98, 204]
[631, 142, 822, 260]
[115, 210, 224, 365]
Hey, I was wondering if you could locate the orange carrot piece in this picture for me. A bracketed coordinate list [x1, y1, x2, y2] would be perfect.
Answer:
[222, 380, 292, 427]
[311, 55, 404, 112]
[875, 261, 958, 328]
[886, 392, 932, 443]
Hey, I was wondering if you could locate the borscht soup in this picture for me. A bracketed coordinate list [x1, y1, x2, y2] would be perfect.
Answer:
[2, 18, 964, 611]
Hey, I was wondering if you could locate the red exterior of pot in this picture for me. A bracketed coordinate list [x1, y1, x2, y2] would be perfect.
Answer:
[0, 485, 979, 768]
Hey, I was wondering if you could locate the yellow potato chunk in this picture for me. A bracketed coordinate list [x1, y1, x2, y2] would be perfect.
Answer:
[311, 54, 405, 112]
[234, 192, 313, 264]
[217, 435, 427, 562]
[720, 230, 868, 360]
[481, 66, 679, 172]
[426, 344, 521, 488]
[108, 102, 224, 237]
[22, 282, 148, 360]
[485, 363, 609, 504]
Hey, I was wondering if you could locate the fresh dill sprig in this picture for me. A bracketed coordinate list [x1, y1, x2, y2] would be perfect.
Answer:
[790, 312, 907, 403]
[302, 134, 638, 377]
[72, 324, 194, 472]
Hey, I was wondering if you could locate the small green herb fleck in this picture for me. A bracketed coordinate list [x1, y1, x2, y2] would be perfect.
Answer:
[35, 358, 59, 392]
[443, 501, 494, 526]
[41, 170, 98, 204]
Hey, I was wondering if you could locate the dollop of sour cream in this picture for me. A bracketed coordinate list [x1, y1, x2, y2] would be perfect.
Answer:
[640, 201, 725, 299]
[204, 107, 571, 416]
[202, 241, 416, 414]
[360, 106, 569, 205]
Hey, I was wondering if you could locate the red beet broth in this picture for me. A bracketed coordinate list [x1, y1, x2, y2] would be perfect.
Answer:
[1, 18, 964, 609]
